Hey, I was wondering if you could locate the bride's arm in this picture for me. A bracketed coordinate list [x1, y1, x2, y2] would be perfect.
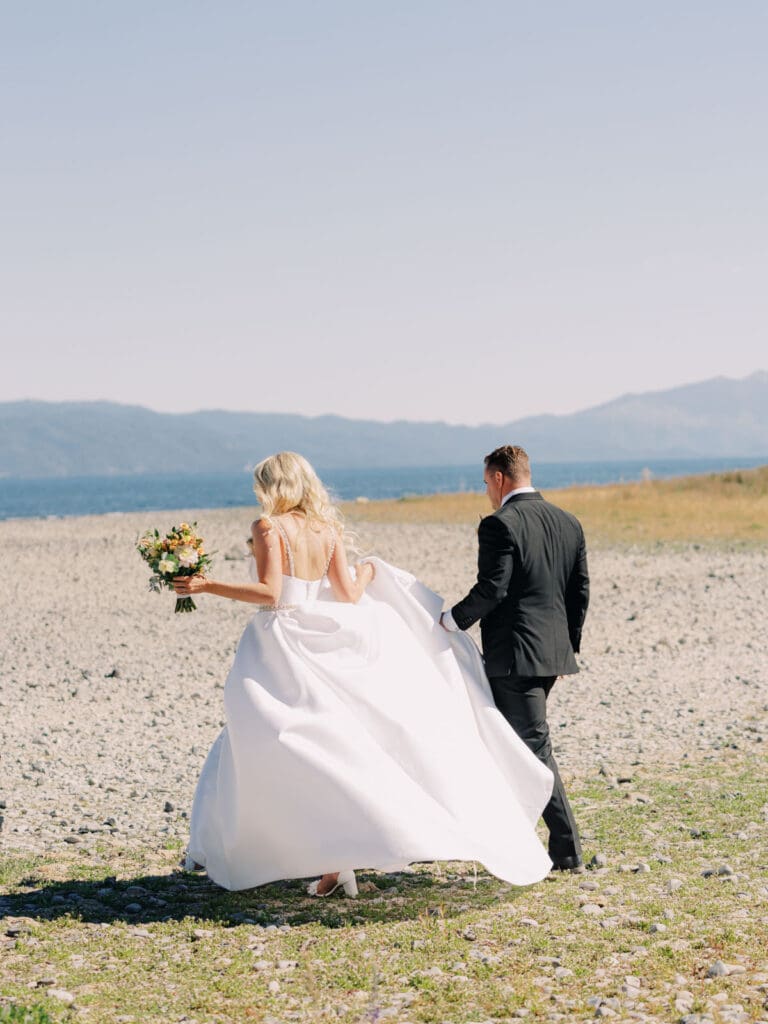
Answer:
[173, 519, 283, 605]
[326, 533, 374, 603]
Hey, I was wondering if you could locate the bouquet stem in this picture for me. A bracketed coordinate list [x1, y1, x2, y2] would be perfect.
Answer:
[175, 596, 197, 614]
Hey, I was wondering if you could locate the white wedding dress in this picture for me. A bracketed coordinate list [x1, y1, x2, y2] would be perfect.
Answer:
[186, 536, 554, 891]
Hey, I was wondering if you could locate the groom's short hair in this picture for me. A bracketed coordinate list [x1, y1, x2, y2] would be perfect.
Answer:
[485, 445, 531, 482]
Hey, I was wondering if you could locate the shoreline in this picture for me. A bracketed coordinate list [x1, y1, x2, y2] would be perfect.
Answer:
[0, 462, 765, 544]
[2, 460, 766, 530]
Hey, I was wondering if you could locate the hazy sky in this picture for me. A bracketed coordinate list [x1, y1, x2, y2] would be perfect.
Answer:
[2, 2, 766, 424]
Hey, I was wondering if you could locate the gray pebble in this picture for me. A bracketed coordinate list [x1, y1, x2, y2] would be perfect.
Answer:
[48, 989, 75, 1004]
[707, 960, 746, 978]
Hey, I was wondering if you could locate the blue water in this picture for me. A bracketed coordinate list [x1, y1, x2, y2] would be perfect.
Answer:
[0, 457, 765, 521]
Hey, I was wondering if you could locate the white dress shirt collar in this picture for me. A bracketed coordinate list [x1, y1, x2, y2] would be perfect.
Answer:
[500, 485, 536, 507]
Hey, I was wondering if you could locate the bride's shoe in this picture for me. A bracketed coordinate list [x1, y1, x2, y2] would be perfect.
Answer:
[307, 870, 358, 898]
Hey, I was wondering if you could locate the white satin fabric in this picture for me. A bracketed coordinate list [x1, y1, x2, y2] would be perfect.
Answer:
[186, 558, 554, 890]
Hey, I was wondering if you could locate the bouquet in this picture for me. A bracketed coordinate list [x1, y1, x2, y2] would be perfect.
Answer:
[136, 522, 213, 613]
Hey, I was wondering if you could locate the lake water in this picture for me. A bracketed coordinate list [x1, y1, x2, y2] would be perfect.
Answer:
[1, 456, 765, 521]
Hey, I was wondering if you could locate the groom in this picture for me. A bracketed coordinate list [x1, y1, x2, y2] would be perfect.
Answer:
[440, 445, 589, 871]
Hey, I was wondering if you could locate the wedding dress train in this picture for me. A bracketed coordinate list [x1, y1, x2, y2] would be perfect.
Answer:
[186, 557, 554, 890]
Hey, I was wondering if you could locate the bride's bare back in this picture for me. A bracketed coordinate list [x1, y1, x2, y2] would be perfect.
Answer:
[249, 512, 372, 605]
[271, 513, 335, 581]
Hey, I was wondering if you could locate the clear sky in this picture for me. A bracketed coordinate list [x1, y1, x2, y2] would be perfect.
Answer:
[1, 2, 766, 424]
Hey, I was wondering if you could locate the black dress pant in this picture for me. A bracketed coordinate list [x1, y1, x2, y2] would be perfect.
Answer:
[488, 674, 582, 865]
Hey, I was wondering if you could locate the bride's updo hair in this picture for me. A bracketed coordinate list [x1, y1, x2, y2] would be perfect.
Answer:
[253, 451, 344, 535]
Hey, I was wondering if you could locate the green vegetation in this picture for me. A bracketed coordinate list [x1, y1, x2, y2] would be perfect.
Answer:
[0, 1007, 57, 1024]
[2, 753, 767, 1022]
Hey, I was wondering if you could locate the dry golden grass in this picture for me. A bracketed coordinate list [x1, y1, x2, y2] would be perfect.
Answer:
[342, 464, 768, 545]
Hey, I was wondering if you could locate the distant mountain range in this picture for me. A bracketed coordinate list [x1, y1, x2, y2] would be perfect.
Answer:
[1, 372, 767, 478]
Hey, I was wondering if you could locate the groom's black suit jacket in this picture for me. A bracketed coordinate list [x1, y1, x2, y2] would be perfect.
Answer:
[451, 492, 589, 678]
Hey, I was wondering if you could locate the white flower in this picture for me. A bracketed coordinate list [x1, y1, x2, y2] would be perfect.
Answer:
[176, 546, 199, 568]
[158, 554, 179, 575]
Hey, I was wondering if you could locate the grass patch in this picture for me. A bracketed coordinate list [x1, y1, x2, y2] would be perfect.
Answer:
[343, 464, 768, 546]
[0, 1007, 58, 1024]
[2, 753, 767, 1022]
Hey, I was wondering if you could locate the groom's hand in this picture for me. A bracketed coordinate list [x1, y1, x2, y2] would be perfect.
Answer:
[439, 610, 459, 632]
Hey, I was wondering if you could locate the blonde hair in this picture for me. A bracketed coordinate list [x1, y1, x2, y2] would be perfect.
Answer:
[253, 451, 345, 536]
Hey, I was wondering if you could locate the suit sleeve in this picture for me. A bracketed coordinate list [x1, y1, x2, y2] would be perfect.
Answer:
[450, 515, 514, 630]
[565, 529, 589, 653]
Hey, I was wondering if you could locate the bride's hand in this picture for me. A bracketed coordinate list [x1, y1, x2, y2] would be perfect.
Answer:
[173, 574, 209, 595]
[354, 561, 375, 584]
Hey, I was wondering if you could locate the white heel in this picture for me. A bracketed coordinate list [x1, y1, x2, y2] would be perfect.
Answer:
[307, 870, 358, 898]
[339, 870, 358, 897]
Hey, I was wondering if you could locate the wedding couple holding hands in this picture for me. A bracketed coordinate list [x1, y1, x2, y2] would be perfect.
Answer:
[173, 445, 589, 897]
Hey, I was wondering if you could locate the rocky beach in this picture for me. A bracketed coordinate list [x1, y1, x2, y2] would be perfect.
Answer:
[1, 508, 765, 857]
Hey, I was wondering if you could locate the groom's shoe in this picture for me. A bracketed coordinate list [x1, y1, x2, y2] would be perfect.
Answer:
[550, 856, 585, 874]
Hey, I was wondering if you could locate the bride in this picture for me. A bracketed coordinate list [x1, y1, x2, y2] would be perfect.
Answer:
[173, 451, 554, 896]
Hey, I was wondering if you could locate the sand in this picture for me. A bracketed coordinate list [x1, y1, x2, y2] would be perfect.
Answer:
[1, 507, 766, 858]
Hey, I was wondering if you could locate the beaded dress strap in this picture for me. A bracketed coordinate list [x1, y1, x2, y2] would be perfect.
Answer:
[324, 532, 337, 575]
[273, 519, 295, 577]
